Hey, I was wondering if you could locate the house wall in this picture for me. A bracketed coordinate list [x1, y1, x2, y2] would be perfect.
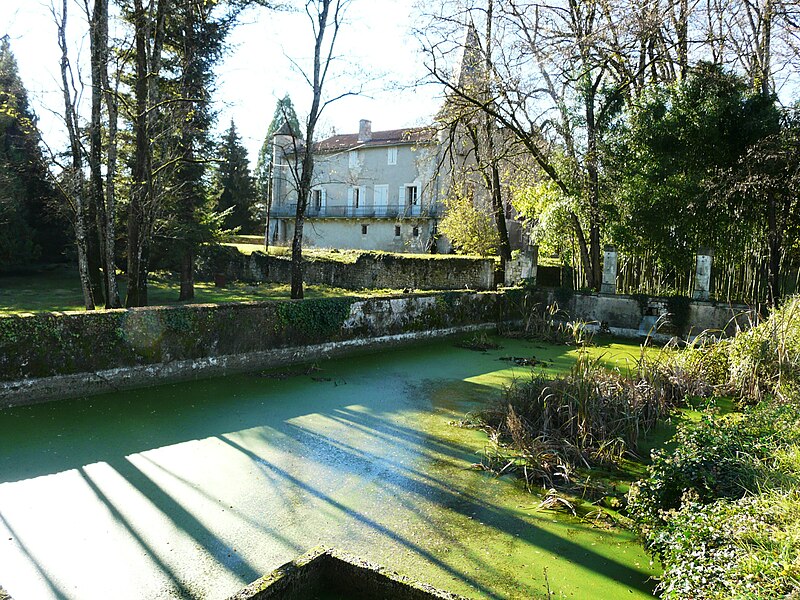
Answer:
[269, 133, 444, 253]
[281, 219, 435, 253]
[310, 142, 440, 213]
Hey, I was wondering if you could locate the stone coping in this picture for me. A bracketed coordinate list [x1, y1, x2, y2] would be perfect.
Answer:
[227, 546, 471, 600]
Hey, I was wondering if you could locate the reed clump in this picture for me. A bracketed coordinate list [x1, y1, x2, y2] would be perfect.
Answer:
[475, 352, 677, 488]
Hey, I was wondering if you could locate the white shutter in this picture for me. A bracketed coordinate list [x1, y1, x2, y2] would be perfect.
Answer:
[321, 188, 327, 210]
[398, 186, 405, 211]
[347, 187, 354, 208]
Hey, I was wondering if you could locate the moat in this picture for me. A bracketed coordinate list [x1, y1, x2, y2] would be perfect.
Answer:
[0, 336, 658, 599]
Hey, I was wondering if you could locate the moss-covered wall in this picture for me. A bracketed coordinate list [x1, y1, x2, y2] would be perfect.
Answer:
[229, 547, 469, 600]
[201, 246, 496, 291]
[0, 292, 507, 405]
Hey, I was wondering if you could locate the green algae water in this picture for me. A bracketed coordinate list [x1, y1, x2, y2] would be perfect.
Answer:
[0, 336, 658, 600]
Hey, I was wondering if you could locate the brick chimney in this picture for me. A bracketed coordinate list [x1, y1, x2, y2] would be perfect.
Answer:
[358, 119, 372, 142]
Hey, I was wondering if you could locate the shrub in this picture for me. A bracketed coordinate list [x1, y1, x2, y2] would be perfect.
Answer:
[727, 296, 800, 402]
[648, 491, 800, 599]
[628, 400, 800, 528]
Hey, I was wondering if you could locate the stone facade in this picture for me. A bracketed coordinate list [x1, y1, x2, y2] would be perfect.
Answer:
[269, 122, 447, 253]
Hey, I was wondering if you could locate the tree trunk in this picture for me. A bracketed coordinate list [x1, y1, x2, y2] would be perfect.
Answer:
[176, 0, 198, 302]
[179, 249, 194, 301]
[127, 0, 150, 307]
[88, 4, 108, 308]
[126, 0, 167, 308]
[91, 0, 121, 308]
[585, 83, 603, 291]
[57, 0, 94, 311]
[290, 211, 306, 299]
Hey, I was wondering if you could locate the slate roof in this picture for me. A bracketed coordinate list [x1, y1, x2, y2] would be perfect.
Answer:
[313, 126, 436, 152]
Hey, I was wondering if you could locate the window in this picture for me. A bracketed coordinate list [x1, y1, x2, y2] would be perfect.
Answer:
[353, 187, 360, 208]
[361, 224, 368, 235]
[412, 226, 419, 237]
[405, 185, 418, 206]
[387, 147, 398, 165]
[394, 225, 401, 237]
[312, 189, 323, 211]
[349, 150, 358, 169]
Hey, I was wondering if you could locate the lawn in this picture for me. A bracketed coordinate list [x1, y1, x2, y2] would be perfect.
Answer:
[225, 236, 490, 262]
[0, 264, 400, 315]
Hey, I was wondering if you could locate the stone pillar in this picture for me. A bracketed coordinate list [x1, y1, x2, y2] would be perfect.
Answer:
[693, 249, 714, 301]
[601, 245, 617, 295]
[503, 245, 538, 287]
[526, 244, 538, 284]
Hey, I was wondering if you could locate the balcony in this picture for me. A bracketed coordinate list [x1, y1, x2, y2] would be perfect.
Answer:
[269, 204, 440, 219]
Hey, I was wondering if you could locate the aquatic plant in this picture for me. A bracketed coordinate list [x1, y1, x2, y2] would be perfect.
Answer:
[499, 299, 591, 346]
[475, 351, 676, 488]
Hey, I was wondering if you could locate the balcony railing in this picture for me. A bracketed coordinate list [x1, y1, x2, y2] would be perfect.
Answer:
[269, 204, 440, 219]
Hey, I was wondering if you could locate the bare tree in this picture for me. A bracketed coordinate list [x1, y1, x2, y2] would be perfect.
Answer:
[87, 0, 122, 308]
[285, 0, 353, 299]
[419, 0, 619, 288]
[55, 0, 95, 310]
[438, 11, 514, 275]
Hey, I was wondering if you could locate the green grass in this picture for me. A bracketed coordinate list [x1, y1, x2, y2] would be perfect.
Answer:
[223, 238, 489, 262]
[0, 265, 400, 315]
[224, 243, 361, 263]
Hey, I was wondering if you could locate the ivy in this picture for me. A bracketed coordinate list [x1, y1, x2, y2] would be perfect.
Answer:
[274, 297, 354, 338]
[631, 293, 650, 315]
[666, 294, 692, 334]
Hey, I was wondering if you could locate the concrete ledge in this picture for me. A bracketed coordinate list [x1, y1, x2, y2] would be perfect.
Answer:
[0, 323, 495, 408]
[227, 546, 470, 600]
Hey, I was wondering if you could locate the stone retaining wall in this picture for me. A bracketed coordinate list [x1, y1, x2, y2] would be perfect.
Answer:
[0, 292, 507, 407]
[0, 288, 756, 407]
[228, 547, 468, 600]
[519, 289, 754, 339]
[202, 246, 496, 291]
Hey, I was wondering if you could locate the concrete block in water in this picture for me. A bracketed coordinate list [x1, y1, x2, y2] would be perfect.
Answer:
[228, 547, 471, 600]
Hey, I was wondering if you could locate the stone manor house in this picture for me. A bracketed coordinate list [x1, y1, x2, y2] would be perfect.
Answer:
[268, 118, 449, 253]
[266, 25, 526, 255]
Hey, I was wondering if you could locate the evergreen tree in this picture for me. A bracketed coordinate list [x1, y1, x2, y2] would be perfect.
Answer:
[215, 120, 257, 233]
[254, 94, 302, 202]
[0, 36, 67, 269]
[162, 0, 230, 300]
[608, 63, 779, 275]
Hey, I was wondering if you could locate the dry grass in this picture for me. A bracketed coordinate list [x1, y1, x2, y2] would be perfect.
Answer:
[475, 351, 677, 488]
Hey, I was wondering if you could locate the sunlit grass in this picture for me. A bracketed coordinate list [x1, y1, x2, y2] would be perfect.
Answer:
[0, 265, 401, 315]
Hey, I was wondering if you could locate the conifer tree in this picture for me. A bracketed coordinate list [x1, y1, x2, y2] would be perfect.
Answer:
[0, 36, 66, 268]
[215, 119, 257, 233]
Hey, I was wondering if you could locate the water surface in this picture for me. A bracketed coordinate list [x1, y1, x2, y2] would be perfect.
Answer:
[0, 336, 657, 599]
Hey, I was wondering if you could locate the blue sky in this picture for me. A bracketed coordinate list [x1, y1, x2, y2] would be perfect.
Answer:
[0, 0, 443, 165]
